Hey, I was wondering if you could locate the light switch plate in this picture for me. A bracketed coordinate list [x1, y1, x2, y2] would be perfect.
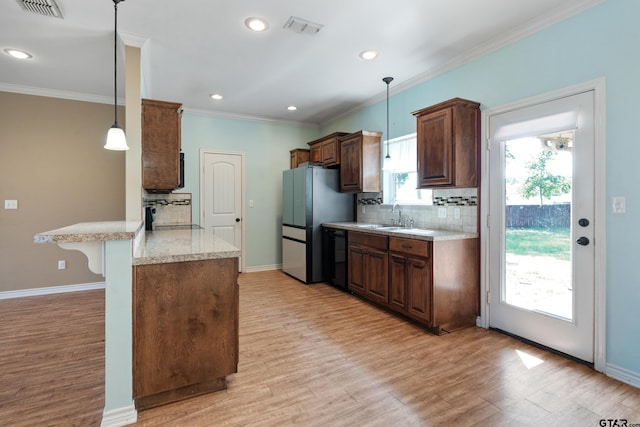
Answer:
[4, 200, 18, 209]
[612, 196, 626, 214]
[438, 207, 447, 218]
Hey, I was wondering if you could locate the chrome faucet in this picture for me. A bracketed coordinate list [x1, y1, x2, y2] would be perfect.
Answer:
[391, 202, 401, 226]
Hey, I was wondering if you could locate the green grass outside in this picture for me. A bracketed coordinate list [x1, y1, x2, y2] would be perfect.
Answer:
[505, 227, 571, 261]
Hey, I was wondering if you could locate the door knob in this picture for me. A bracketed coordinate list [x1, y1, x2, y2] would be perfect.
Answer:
[576, 236, 590, 246]
[578, 218, 590, 227]
[235, 218, 241, 222]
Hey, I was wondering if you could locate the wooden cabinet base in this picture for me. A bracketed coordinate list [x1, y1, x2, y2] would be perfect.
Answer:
[133, 258, 239, 410]
[348, 231, 478, 336]
[135, 377, 227, 411]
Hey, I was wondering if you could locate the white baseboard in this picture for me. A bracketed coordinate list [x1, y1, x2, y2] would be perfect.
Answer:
[100, 403, 137, 427]
[0, 282, 105, 300]
[243, 264, 281, 273]
[606, 363, 640, 389]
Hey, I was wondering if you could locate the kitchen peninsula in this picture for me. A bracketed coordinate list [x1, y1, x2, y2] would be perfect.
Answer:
[133, 227, 240, 410]
[34, 222, 240, 423]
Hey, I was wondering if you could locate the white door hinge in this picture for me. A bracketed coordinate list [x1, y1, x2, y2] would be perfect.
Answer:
[486, 291, 491, 305]
[487, 215, 491, 228]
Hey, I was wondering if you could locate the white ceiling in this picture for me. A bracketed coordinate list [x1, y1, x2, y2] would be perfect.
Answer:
[0, 0, 602, 126]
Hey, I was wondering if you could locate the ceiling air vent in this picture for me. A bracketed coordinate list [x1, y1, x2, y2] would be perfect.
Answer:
[16, 0, 64, 19]
[283, 16, 323, 35]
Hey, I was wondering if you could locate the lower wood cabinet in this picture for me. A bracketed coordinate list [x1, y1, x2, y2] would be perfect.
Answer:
[348, 231, 478, 334]
[347, 231, 389, 305]
[133, 257, 239, 410]
[389, 237, 433, 324]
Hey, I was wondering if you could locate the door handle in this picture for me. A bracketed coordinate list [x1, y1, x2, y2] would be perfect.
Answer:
[235, 218, 241, 222]
[576, 236, 589, 246]
[578, 218, 590, 227]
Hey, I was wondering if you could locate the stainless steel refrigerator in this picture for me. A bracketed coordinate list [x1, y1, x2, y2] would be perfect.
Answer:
[282, 164, 354, 283]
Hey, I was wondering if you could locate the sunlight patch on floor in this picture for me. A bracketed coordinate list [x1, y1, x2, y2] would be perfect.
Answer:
[516, 349, 545, 369]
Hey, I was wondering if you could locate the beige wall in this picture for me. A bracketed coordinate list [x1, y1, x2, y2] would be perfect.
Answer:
[0, 92, 126, 292]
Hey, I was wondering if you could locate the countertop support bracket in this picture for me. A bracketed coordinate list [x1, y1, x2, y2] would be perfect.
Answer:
[58, 241, 106, 276]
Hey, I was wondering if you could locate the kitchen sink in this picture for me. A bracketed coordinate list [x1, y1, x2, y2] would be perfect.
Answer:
[353, 224, 438, 235]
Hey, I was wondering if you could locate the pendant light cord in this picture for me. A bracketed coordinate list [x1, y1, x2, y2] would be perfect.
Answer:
[113, 0, 123, 126]
[383, 77, 393, 159]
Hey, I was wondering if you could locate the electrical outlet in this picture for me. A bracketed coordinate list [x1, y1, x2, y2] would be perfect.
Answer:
[454, 207, 461, 219]
[58, 260, 66, 270]
[4, 200, 18, 209]
[438, 207, 447, 218]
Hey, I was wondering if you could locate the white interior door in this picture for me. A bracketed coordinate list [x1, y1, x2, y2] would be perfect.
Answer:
[202, 151, 244, 270]
[488, 91, 595, 363]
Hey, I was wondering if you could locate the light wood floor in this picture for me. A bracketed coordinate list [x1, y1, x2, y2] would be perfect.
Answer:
[1, 271, 639, 426]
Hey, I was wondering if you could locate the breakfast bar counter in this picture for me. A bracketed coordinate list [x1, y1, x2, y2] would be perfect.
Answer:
[133, 228, 240, 265]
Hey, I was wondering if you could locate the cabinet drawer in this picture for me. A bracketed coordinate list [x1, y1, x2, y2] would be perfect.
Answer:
[349, 231, 388, 251]
[389, 237, 431, 258]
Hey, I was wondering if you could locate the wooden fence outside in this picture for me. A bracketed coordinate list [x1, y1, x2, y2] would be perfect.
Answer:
[506, 204, 570, 228]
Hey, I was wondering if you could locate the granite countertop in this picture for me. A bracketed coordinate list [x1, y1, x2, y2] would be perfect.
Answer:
[133, 228, 240, 265]
[34, 221, 144, 244]
[322, 222, 478, 241]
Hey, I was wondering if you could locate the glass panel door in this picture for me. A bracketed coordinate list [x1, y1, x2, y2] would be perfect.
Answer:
[488, 91, 595, 363]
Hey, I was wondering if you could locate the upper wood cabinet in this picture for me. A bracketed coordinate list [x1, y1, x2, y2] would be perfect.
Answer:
[307, 132, 348, 167]
[339, 130, 382, 193]
[142, 99, 182, 192]
[290, 149, 309, 169]
[412, 98, 480, 188]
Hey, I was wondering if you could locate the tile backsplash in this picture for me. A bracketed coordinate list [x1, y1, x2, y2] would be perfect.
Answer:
[357, 188, 478, 233]
[144, 192, 192, 226]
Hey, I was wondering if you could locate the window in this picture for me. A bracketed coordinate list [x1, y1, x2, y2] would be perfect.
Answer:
[382, 133, 432, 205]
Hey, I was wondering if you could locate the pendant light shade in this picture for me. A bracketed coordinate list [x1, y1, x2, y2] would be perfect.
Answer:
[105, 124, 128, 150]
[104, 0, 129, 151]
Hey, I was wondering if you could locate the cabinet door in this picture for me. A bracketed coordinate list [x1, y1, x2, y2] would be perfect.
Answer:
[366, 248, 389, 304]
[309, 143, 321, 163]
[348, 244, 366, 296]
[340, 136, 362, 192]
[406, 257, 432, 323]
[321, 139, 339, 166]
[142, 100, 182, 191]
[416, 108, 453, 187]
[389, 254, 407, 312]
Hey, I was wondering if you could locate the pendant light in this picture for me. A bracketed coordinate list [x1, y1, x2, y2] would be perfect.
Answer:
[382, 77, 393, 159]
[104, 0, 129, 150]
[382, 77, 395, 171]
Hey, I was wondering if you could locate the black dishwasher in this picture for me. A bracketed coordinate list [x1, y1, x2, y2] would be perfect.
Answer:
[322, 226, 348, 290]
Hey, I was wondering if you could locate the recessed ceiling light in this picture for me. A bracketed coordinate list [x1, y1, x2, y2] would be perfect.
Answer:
[4, 48, 32, 59]
[245, 17, 268, 32]
[287, 106, 297, 111]
[210, 93, 223, 100]
[359, 50, 378, 60]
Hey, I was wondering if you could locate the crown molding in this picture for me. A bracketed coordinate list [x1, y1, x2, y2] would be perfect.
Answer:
[183, 106, 319, 129]
[0, 83, 125, 106]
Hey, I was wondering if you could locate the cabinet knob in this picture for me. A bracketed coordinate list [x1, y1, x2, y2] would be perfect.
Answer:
[402, 244, 412, 249]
